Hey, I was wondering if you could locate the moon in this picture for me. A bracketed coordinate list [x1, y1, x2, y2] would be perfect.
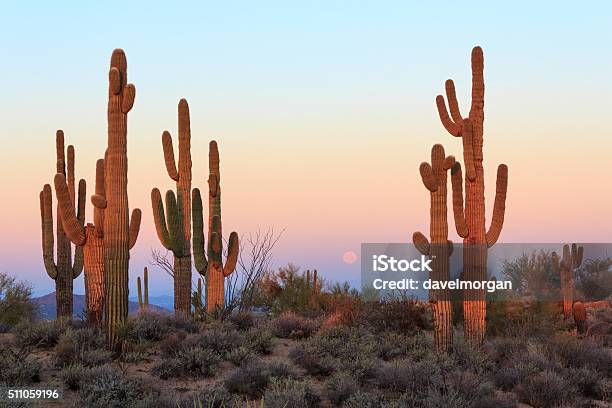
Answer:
[342, 251, 358, 264]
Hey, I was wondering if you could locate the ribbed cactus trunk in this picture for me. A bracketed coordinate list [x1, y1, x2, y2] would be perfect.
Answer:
[40, 130, 85, 319]
[413, 145, 455, 353]
[553, 244, 583, 320]
[436, 47, 508, 347]
[104, 49, 140, 350]
[193, 141, 239, 311]
[152, 99, 193, 316]
[83, 225, 104, 326]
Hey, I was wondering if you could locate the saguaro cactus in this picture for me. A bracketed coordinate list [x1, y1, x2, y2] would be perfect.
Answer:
[436, 46, 509, 347]
[413, 144, 456, 353]
[40, 130, 86, 318]
[103, 49, 142, 349]
[151, 99, 193, 316]
[553, 244, 583, 319]
[137, 267, 149, 310]
[193, 141, 239, 310]
[572, 301, 588, 334]
[54, 158, 106, 326]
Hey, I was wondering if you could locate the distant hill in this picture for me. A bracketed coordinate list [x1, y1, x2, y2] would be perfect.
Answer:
[33, 292, 170, 320]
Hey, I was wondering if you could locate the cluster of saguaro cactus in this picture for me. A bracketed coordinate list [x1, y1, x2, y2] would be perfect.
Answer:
[553, 243, 583, 319]
[436, 46, 509, 347]
[151, 99, 193, 316]
[137, 267, 149, 310]
[413, 144, 456, 353]
[103, 49, 142, 349]
[40, 131, 86, 318]
[54, 158, 106, 326]
[193, 141, 239, 311]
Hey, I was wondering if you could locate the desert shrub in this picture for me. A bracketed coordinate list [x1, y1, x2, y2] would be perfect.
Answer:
[229, 311, 255, 331]
[159, 330, 187, 356]
[0, 346, 41, 385]
[288, 346, 334, 376]
[176, 385, 241, 408]
[226, 346, 255, 366]
[166, 314, 201, 333]
[263, 378, 320, 408]
[271, 312, 318, 339]
[488, 300, 562, 338]
[255, 264, 324, 314]
[494, 364, 526, 391]
[326, 372, 359, 405]
[565, 367, 608, 400]
[245, 326, 274, 354]
[357, 296, 428, 333]
[78, 364, 155, 408]
[128, 311, 168, 341]
[153, 347, 221, 379]
[549, 332, 612, 374]
[60, 363, 86, 390]
[518, 370, 572, 408]
[54, 327, 110, 367]
[575, 258, 612, 300]
[120, 339, 151, 363]
[343, 391, 384, 408]
[224, 360, 295, 398]
[13, 318, 70, 348]
[0, 272, 36, 327]
[185, 324, 245, 358]
[374, 358, 438, 393]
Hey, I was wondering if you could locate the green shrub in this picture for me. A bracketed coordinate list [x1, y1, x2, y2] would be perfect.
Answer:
[78, 364, 155, 407]
[153, 347, 221, 379]
[263, 378, 320, 408]
[128, 311, 168, 341]
[0, 272, 36, 327]
[13, 318, 70, 348]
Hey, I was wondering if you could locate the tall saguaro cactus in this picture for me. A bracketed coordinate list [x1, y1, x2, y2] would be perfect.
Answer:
[553, 244, 583, 320]
[413, 144, 456, 353]
[151, 99, 193, 316]
[436, 46, 509, 347]
[40, 130, 86, 318]
[137, 267, 149, 310]
[54, 159, 107, 326]
[193, 141, 239, 310]
[103, 49, 142, 349]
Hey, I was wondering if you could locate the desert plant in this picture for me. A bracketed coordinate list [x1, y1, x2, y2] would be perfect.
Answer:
[54, 158, 110, 326]
[151, 99, 194, 316]
[154, 347, 221, 379]
[271, 312, 318, 339]
[192, 141, 239, 311]
[263, 377, 321, 408]
[326, 372, 359, 405]
[224, 360, 296, 398]
[573, 301, 588, 334]
[0, 345, 42, 385]
[0, 272, 36, 327]
[436, 46, 508, 346]
[100, 49, 142, 350]
[137, 267, 149, 311]
[575, 257, 612, 300]
[518, 370, 571, 407]
[13, 318, 70, 348]
[553, 244, 583, 319]
[40, 130, 86, 318]
[413, 144, 456, 353]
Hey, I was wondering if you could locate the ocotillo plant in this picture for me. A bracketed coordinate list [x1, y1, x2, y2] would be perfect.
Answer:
[436, 46, 508, 347]
[552, 244, 583, 319]
[40, 130, 85, 318]
[413, 144, 456, 353]
[54, 158, 106, 326]
[102, 49, 142, 349]
[151, 99, 193, 316]
[137, 267, 149, 310]
[193, 141, 239, 310]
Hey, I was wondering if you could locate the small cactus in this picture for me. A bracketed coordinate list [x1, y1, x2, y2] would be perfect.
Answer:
[40, 130, 86, 318]
[137, 267, 149, 310]
[552, 244, 583, 319]
[193, 141, 239, 311]
[573, 301, 588, 334]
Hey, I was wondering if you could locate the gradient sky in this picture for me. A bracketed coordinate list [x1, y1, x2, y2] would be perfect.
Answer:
[1, 2, 611, 296]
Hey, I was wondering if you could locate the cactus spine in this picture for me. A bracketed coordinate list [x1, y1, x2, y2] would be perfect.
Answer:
[40, 130, 85, 318]
[151, 99, 193, 316]
[436, 46, 508, 347]
[413, 144, 456, 353]
[103, 49, 141, 349]
[137, 267, 149, 310]
[552, 244, 583, 319]
[55, 158, 107, 326]
[193, 141, 239, 310]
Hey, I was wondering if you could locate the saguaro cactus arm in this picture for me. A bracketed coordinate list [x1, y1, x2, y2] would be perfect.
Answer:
[151, 188, 172, 250]
[129, 209, 142, 250]
[223, 232, 239, 277]
[40, 185, 57, 279]
[192, 188, 208, 274]
[54, 174, 86, 246]
[92, 159, 106, 238]
[162, 131, 179, 181]
[413, 232, 430, 255]
[485, 164, 508, 247]
[450, 163, 469, 238]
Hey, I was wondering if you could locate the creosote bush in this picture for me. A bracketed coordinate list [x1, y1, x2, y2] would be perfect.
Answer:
[224, 359, 296, 398]
[271, 312, 318, 339]
[0, 272, 36, 328]
[13, 318, 70, 348]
